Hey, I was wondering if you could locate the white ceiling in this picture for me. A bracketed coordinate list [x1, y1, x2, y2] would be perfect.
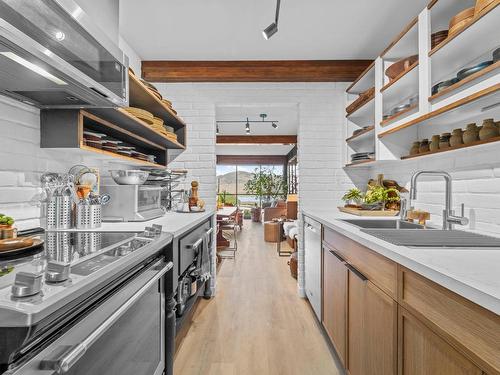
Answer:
[216, 103, 298, 135]
[216, 144, 295, 155]
[119, 0, 428, 60]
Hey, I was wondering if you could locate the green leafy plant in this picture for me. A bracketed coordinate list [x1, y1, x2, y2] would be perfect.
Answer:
[342, 188, 364, 204]
[244, 167, 287, 206]
[0, 213, 14, 226]
[364, 186, 400, 208]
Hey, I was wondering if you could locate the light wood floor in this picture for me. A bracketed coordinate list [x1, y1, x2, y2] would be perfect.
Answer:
[174, 220, 343, 375]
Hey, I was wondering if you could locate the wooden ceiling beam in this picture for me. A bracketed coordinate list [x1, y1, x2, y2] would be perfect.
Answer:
[141, 60, 373, 83]
[216, 135, 297, 144]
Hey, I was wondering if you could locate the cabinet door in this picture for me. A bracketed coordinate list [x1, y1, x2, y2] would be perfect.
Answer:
[348, 267, 397, 375]
[399, 308, 483, 375]
[322, 246, 347, 365]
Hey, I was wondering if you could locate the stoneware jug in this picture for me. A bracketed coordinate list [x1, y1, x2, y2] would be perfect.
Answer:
[450, 128, 464, 147]
[430, 135, 440, 152]
[479, 118, 499, 140]
[463, 123, 479, 144]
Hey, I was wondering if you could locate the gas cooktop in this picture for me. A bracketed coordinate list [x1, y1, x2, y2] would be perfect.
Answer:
[0, 226, 173, 327]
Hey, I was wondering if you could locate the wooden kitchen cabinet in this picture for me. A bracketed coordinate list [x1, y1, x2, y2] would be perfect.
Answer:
[347, 268, 397, 375]
[398, 307, 483, 375]
[322, 245, 347, 365]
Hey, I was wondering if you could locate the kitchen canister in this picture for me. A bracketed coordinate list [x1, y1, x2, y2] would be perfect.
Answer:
[439, 133, 451, 150]
[75, 204, 102, 229]
[44, 196, 73, 229]
[479, 118, 499, 140]
[463, 123, 479, 144]
[419, 139, 430, 153]
[430, 135, 440, 152]
[450, 128, 464, 147]
[410, 141, 421, 155]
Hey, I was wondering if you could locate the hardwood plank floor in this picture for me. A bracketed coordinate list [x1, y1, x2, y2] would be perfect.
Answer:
[174, 220, 343, 375]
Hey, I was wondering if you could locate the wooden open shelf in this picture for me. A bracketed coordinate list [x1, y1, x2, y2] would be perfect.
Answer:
[345, 159, 376, 168]
[429, 60, 500, 101]
[381, 61, 419, 93]
[381, 104, 418, 127]
[380, 16, 419, 59]
[346, 126, 375, 143]
[346, 61, 376, 94]
[80, 145, 164, 168]
[88, 107, 185, 150]
[429, 2, 499, 58]
[379, 84, 500, 138]
[401, 135, 500, 160]
[128, 72, 186, 130]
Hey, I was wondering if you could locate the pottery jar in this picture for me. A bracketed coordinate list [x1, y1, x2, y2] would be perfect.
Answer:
[463, 123, 479, 144]
[439, 133, 451, 149]
[419, 139, 430, 153]
[410, 141, 421, 155]
[430, 135, 440, 152]
[450, 128, 464, 147]
[479, 118, 499, 140]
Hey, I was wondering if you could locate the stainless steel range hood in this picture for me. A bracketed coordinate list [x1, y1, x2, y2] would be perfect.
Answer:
[0, 0, 129, 108]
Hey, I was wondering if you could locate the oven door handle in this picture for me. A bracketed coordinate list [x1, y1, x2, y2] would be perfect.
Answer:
[47, 261, 173, 374]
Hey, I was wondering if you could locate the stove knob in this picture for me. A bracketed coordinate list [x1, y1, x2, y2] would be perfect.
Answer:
[45, 261, 71, 283]
[11, 272, 43, 298]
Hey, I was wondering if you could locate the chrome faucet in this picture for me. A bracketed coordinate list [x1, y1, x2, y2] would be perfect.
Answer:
[409, 170, 469, 230]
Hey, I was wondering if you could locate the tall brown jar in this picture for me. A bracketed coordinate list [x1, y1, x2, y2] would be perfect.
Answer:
[479, 118, 499, 140]
[430, 135, 440, 152]
[450, 128, 464, 147]
[463, 123, 479, 144]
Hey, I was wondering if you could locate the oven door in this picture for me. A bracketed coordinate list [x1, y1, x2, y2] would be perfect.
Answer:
[7, 259, 172, 375]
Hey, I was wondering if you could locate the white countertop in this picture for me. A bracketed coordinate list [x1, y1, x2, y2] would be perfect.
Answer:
[302, 209, 500, 315]
[63, 210, 214, 237]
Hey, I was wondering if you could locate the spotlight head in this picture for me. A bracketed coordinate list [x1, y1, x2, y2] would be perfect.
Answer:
[216, 123, 220, 135]
[262, 22, 278, 40]
[272, 122, 278, 129]
[245, 120, 250, 134]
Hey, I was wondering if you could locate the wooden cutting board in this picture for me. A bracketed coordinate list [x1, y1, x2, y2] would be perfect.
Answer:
[338, 206, 399, 217]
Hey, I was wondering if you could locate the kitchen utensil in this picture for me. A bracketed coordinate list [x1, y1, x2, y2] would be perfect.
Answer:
[432, 78, 459, 95]
[431, 30, 449, 49]
[110, 170, 150, 185]
[385, 55, 418, 81]
[99, 194, 111, 205]
[448, 7, 474, 35]
[475, 0, 496, 15]
[76, 185, 92, 199]
[456, 60, 493, 80]
[75, 204, 102, 229]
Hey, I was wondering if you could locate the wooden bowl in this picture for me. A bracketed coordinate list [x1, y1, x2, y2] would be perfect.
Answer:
[385, 55, 418, 81]
[449, 7, 475, 35]
[475, 0, 496, 16]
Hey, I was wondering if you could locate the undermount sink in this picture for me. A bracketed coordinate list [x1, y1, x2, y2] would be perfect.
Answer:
[341, 219, 428, 230]
[360, 229, 500, 248]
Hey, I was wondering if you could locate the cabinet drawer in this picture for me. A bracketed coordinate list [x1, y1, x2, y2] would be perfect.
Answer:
[399, 268, 500, 375]
[323, 227, 397, 298]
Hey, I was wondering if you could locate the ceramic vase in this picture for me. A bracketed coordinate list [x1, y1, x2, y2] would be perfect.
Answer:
[463, 123, 479, 144]
[430, 135, 440, 152]
[450, 128, 464, 147]
[439, 133, 451, 149]
[479, 118, 499, 140]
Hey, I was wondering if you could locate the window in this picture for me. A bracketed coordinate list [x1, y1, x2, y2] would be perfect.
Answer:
[216, 164, 286, 208]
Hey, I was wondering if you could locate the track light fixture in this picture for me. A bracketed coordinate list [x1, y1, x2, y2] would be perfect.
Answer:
[215, 113, 279, 135]
[263, 0, 281, 40]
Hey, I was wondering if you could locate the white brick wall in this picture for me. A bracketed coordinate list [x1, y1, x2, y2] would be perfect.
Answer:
[369, 152, 500, 234]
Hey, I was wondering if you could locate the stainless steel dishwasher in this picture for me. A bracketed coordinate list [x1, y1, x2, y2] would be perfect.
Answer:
[304, 217, 322, 320]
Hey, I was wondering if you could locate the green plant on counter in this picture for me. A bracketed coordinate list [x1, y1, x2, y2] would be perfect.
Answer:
[364, 186, 400, 207]
[0, 213, 14, 226]
[342, 188, 364, 204]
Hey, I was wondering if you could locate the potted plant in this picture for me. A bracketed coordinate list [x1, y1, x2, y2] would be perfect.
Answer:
[362, 186, 400, 211]
[342, 188, 364, 207]
[0, 213, 16, 239]
[244, 167, 287, 207]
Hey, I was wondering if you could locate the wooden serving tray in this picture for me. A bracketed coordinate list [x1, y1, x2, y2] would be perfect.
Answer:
[338, 206, 399, 217]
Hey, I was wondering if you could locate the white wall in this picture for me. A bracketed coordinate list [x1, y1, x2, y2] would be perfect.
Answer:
[153, 82, 358, 296]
